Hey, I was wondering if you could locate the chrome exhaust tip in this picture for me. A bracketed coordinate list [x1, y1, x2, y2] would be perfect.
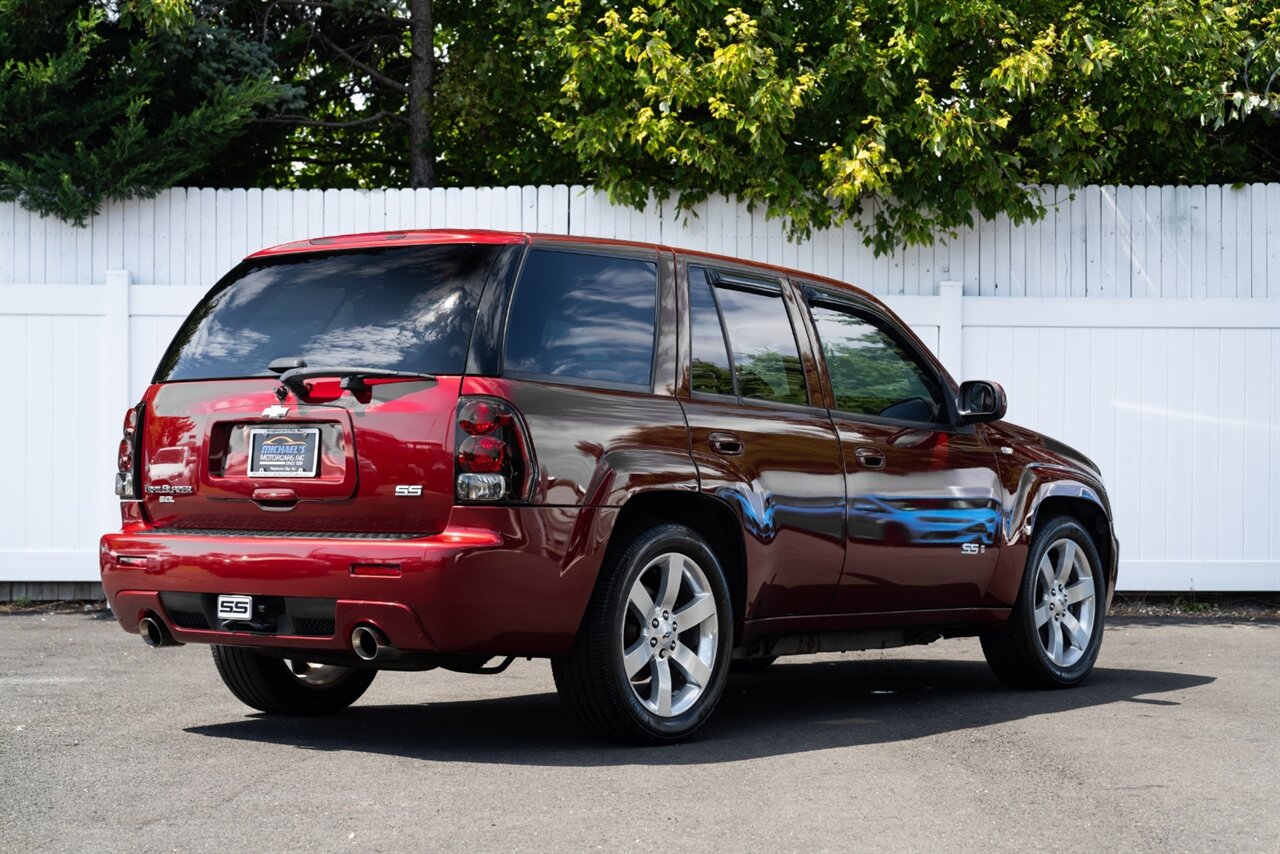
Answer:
[139, 615, 180, 648]
[351, 624, 394, 662]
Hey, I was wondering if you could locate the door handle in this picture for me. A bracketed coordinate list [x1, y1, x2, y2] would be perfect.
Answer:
[252, 488, 298, 510]
[709, 432, 745, 456]
[854, 447, 886, 469]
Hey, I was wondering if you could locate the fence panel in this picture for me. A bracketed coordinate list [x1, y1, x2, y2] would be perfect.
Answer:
[1, 184, 1278, 591]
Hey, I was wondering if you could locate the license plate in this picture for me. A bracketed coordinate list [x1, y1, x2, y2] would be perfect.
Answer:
[216, 594, 254, 622]
[248, 427, 320, 478]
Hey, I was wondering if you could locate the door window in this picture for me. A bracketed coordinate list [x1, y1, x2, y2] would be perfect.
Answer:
[505, 248, 658, 388]
[688, 267, 735, 396]
[809, 302, 945, 423]
[698, 270, 808, 406]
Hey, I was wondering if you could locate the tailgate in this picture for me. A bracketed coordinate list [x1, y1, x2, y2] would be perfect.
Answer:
[140, 377, 461, 534]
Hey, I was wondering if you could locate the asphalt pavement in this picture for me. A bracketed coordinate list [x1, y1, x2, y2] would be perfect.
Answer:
[1, 612, 1276, 852]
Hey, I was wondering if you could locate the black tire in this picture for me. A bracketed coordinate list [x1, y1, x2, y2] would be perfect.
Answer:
[552, 523, 734, 744]
[731, 656, 778, 673]
[211, 645, 376, 714]
[981, 515, 1106, 689]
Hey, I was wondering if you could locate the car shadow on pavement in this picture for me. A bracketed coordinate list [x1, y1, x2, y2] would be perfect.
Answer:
[185, 658, 1214, 766]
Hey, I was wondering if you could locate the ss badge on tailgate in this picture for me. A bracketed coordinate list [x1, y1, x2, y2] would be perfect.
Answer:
[395, 485, 423, 497]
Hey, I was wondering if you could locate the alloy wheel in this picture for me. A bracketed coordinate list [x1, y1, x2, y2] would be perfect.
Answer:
[620, 552, 720, 717]
[1033, 537, 1097, 667]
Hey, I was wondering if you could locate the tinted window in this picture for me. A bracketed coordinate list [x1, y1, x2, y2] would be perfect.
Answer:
[711, 276, 808, 406]
[688, 267, 734, 395]
[810, 302, 945, 422]
[156, 245, 500, 381]
[505, 249, 657, 387]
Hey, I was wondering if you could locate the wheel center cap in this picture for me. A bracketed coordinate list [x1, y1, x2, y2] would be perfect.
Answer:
[652, 611, 675, 641]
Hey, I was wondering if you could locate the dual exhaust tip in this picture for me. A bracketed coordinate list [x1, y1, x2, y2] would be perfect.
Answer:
[351, 624, 399, 662]
[139, 615, 181, 648]
[140, 614, 397, 662]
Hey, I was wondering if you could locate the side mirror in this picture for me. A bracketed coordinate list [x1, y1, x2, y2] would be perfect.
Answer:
[957, 380, 1007, 424]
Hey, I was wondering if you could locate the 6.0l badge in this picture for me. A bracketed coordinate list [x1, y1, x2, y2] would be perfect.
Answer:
[145, 484, 194, 495]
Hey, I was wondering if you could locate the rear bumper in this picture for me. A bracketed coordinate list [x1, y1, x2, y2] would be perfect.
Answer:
[100, 505, 612, 657]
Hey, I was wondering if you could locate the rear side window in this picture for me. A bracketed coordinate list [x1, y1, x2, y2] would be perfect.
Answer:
[504, 248, 657, 388]
[155, 244, 501, 381]
[809, 302, 945, 422]
[708, 274, 808, 406]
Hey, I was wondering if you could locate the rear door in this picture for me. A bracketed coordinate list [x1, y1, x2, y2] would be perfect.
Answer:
[140, 242, 513, 534]
[678, 261, 846, 618]
[799, 288, 1003, 613]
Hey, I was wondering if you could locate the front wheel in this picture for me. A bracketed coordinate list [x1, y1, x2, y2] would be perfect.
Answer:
[211, 645, 376, 714]
[981, 516, 1106, 688]
[552, 523, 734, 744]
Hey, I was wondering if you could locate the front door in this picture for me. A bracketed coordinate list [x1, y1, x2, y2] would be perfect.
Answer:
[803, 293, 1003, 614]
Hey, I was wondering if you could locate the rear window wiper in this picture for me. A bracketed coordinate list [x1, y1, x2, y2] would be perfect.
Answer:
[269, 359, 436, 399]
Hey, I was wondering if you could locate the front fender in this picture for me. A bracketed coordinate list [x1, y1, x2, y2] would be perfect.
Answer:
[985, 463, 1118, 609]
[1009, 465, 1113, 546]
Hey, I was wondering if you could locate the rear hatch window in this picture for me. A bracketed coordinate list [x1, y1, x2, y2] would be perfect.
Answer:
[140, 244, 503, 535]
[156, 244, 499, 381]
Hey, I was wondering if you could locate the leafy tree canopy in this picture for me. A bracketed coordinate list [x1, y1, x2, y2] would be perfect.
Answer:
[3, 0, 1277, 254]
[542, 0, 1280, 252]
[0, 0, 296, 223]
[201, 0, 579, 189]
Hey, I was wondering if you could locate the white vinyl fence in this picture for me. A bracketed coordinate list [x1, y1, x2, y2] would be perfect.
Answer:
[1, 184, 1277, 591]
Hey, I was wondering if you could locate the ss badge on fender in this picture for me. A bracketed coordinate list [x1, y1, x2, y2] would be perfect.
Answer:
[961, 543, 986, 555]
[394, 485, 423, 497]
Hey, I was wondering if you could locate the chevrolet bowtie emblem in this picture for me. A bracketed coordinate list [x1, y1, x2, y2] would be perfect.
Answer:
[262, 404, 290, 418]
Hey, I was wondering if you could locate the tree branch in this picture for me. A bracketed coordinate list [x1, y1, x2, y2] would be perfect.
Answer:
[269, 0, 408, 27]
[304, 21, 409, 95]
[257, 111, 402, 128]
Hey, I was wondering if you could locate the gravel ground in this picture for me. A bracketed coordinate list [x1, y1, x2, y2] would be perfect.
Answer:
[1, 611, 1277, 852]
[1109, 593, 1280, 621]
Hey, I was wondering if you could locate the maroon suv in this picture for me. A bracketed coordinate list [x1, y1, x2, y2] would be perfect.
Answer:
[101, 229, 1118, 743]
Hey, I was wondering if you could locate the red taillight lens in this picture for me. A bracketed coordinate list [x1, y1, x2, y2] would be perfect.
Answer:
[457, 435, 505, 473]
[458, 400, 509, 435]
[454, 396, 530, 503]
[115, 403, 144, 499]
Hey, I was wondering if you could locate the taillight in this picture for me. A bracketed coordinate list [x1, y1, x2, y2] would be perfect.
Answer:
[454, 397, 531, 503]
[115, 403, 144, 499]
[458, 435, 506, 472]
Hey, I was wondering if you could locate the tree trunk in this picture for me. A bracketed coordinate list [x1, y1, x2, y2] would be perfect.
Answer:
[408, 0, 434, 187]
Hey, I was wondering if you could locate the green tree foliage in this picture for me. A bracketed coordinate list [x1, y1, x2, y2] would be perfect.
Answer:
[433, 0, 583, 186]
[0, 0, 295, 223]
[543, 0, 1280, 253]
[197, 0, 579, 190]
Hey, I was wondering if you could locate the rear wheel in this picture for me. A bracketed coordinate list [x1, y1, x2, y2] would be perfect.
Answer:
[552, 523, 733, 744]
[981, 516, 1105, 688]
[211, 645, 376, 714]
